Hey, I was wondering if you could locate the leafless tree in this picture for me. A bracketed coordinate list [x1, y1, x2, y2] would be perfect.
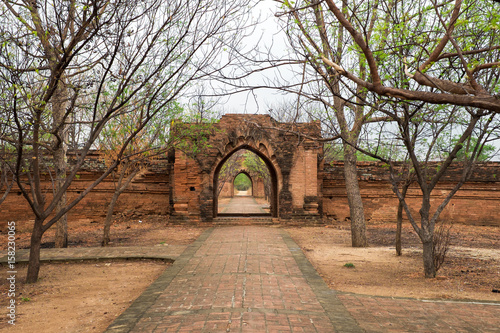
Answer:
[356, 100, 499, 277]
[98, 101, 180, 246]
[0, 146, 14, 206]
[0, 0, 254, 283]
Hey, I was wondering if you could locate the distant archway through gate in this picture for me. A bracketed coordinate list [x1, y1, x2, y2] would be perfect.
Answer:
[213, 145, 278, 217]
[169, 114, 324, 224]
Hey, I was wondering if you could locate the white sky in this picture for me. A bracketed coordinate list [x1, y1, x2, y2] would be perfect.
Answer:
[182, 0, 295, 115]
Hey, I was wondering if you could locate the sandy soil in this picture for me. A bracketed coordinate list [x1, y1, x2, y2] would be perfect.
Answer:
[0, 217, 206, 332]
[287, 223, 500, 302]
[0, 217, 498, 332]
[0, 260, 167, 332]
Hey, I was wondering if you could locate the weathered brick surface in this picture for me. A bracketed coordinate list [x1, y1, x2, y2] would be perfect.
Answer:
[170, 114, 323, 223]
[323, 162, 500, 226]
[2, 119, 500, 227]
[0, 171, 170, 224]
[219, 177, 266, 198]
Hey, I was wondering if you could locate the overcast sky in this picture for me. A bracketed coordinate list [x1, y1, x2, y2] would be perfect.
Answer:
[183, 1, 296, 116]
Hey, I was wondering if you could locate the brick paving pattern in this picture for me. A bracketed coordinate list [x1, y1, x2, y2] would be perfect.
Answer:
[4, 223, 498, 332]
[339, 294, 500, 333]
[219, 196, 268, 214]
[105, 226, 361, 332]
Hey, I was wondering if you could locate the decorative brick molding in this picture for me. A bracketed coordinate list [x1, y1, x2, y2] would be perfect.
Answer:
[1, 117, 500, 227]
[169, 114, 323, 223]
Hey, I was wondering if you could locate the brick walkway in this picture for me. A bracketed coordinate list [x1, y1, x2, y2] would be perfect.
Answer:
[4, 226, 499, 332]
[219, 197, 268, 214]
[339, 294, 500, 332]
[104, 226, 500, 332]
[105, 226, 362, 333]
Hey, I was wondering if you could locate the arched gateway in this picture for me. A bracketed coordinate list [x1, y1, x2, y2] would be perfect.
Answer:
[169, 114, 324, 224]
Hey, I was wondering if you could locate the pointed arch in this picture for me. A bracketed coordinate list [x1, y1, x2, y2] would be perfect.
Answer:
[212, 144, 280, 218]
[232, 171, 253, 196]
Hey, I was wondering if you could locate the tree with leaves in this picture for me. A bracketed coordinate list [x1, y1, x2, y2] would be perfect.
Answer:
[285, 0, 500, 112]
[272, 0, 500, 275]
[273, 0, 391, 247]
[358, 100, 499, 277]
[0, 0, 253, 283]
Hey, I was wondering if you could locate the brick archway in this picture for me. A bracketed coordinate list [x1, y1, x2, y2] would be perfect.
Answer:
[213, 145, 278, 218]
[224, 167, 267, 199]
[169, 114, 323, 224]
[232, 170, 254, 197]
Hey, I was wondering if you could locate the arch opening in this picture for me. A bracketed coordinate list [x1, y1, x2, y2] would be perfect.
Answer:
[213, 146, 277, 217]
[233, 172, 253, 196]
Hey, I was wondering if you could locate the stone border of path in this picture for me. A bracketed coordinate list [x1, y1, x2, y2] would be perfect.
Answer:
[279, 229, 364, 333]
[0, 245, 187, 264]
[104, 228, 215, 333]
[104, 227, 365, 333]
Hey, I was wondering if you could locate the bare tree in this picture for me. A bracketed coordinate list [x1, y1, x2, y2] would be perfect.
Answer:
[99, 101, 181, 246]
[101, 158, 147, 246]
[0, 0, 254, 283]
[357, 100, 499, 277]
[0, 146, 14, 205]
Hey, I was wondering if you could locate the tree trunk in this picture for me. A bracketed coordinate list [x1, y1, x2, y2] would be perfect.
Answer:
[102, 167, 140, 246]
[53, 82, 68, 248]
[26, 217, 44, 283]
[396, 183, 410, 256]
[396, 200, 403, 256]
[102, 190, 121, 246]
[54, 146, 68, 248]
[343, 145, 368, 247]
[422, 238, 436, 278]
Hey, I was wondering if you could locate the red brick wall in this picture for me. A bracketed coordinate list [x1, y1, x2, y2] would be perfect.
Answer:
[2, 160, 499, 227]
[0, 171, 170, 225]
[323, 162, 500, 226]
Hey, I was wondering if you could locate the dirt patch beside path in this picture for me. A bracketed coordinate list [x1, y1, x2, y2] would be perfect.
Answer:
[0, 260, 167, 332]
[0, 218, 498, 332]
[0, 217, 207, 332]
[287, 223, 500, 302]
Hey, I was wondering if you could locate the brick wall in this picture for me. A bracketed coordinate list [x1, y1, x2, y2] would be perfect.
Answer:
[323, 162, 500, 226]
[2, 152, 500, 227]
[0, 170, 170, 227]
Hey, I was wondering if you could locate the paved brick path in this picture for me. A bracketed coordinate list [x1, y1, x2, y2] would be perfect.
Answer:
[339, 294, 500, 332]
[103, 226, 500, 332]
[3, 226, 499, 332]
[105, 226, 362, 332]
[219, 197, 268, 214]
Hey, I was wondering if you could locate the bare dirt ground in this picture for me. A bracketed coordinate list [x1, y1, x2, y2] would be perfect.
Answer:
[0, 217, 499, 332]
[0, 216, 206, 332]
[0, 260, 168, 332]
[287, 223, 500, 302]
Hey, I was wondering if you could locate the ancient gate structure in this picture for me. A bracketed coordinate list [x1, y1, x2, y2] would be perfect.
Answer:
[169, 114, 324, 223]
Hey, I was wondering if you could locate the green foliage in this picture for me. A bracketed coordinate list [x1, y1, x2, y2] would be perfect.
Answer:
[234, 173, 251, 191]
[170, 115, 219, 158]
[448, 137, 496, 161]
[343, 263, 355, 268]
